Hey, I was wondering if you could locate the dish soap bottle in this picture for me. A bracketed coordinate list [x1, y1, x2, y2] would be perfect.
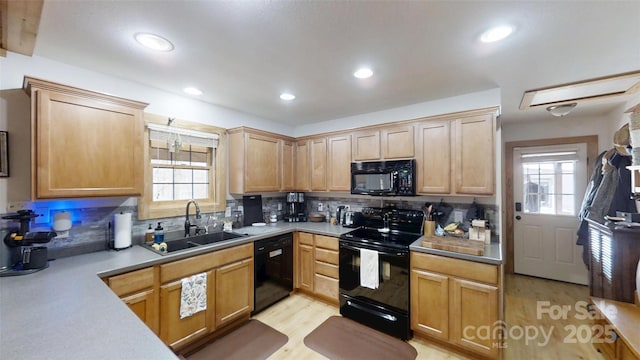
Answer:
[153, 222, 164, 244]
[145, 224, 154, 244]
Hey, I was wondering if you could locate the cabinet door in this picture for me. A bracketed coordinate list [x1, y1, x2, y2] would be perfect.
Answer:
[244, 132, 281, 192]
[450, 278, 499, 358]
[314, 273, 339, 302]
[453, 114, 495, 195]
[35, 90, 144, 198]
[122, 289, 158, 335]
[410, 269, 449, 341]
[417, 120, 451, 194]
[352, 129, 381, 161]
[295, 140, 311, 191]
[310, 138, 327, 191]
[381, 124, 415, 159]
[327, 134, 352, 191]
[298, 243, 315, 292]
[159, 270, 214, 349]
[215, 258, 253, 327]
[281, 140, 295, 191]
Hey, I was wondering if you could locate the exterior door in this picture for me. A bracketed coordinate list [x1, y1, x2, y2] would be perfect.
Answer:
[513, 144, 588, 285]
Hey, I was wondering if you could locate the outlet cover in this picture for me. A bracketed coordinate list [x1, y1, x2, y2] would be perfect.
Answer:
[225, 207, 231, 217]
[7, 201, 30, 211]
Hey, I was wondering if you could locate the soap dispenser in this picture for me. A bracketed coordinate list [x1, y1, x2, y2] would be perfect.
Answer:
[153, 222, 164, 244]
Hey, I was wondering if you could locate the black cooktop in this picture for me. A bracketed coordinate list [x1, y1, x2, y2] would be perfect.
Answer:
[340, 227, 422, 249]
[339, 207, 424, 249]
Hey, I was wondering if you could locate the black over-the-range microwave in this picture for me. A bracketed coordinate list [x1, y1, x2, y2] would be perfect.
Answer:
[350, 159, 416, 196]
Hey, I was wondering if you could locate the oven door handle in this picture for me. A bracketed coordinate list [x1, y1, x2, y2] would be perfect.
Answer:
[346, 300, 398, 322]
[339, 243, 406, 257]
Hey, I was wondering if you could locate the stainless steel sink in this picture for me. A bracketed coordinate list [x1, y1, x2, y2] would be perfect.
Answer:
[143, 230, 245, 255]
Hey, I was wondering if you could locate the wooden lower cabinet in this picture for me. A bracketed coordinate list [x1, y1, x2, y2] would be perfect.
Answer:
[411, 252, 502, 359]
[410, 269, 449, 341]
[107, 267, 158, 334]
[108, 243, 253, 352]
[215, 258, 254, 327]
[159, 270, 214, 349]
[294, 232, 339, 304]
[450, 278, 499, 355]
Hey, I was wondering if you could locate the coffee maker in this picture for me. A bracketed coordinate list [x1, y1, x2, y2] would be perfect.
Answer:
[284, 192, 307, 222]
[1, 210, 57, 276]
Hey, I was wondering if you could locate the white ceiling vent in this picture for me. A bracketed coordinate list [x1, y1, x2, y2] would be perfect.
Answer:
[520, 71, 640, 110]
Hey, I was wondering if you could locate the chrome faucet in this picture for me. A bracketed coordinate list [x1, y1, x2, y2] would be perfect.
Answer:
[184, 200, 202, 237]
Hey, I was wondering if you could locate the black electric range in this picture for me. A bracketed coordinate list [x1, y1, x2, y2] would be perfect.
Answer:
[338, 207, 424, 340]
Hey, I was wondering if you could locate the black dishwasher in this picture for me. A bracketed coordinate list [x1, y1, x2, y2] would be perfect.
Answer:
[253, 233, 293, 314]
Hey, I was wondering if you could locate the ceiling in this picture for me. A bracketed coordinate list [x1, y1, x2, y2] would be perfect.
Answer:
[8, 1, 640, 126]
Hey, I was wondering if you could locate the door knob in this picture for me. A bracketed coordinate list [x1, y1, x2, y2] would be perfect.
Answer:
[515, 215, 521, 220]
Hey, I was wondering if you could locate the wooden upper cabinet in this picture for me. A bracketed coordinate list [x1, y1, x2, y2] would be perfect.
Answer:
[352, 129, 381, 161]
[280, 140, 295, 191]
[24, 77, 148, 199]
[453, 114, 495, 195]
[327, 134, 352, 191]
[416, 110, 496, 196]
[310, 137, 327, 191]
[228, 127, 291, 194]
[295, 140, 311, 191]
[417, 120, 451, 194]
[381, 124, 415, 159]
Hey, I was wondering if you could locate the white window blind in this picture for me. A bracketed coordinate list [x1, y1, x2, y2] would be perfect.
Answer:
[148, 123, 219, 148]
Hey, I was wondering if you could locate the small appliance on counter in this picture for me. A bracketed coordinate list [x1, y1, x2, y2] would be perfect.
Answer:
[341, 211, 364, 228]
[284, 192, 307, 222]
[1, 210, 57, 277]
[243, 195, 263, 226]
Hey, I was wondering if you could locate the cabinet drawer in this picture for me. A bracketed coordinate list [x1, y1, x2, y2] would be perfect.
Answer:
[315, 261, 339, 279]
[314, 273, 339, 300]
[161, 243, 253, 283]
[411, 252, 498, 285]
[315, 248, 338, 265]
[108, 267, 154, 296]
[298, 232, 314, 246]
[315, 235, 338, 250]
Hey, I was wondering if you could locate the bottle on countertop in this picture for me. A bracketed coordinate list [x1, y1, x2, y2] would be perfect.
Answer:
[145, 224, 154, 244]
[153, 222, 164, 244]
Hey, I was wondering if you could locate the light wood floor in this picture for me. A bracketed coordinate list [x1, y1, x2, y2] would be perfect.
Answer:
[253, 274, 605, 360]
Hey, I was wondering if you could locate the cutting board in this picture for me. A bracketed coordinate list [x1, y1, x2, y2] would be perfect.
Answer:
[421, 236, 485, 256]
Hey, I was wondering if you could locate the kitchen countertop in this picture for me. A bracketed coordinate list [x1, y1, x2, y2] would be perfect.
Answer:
[410, 236, 503, 265]
[0, 221, 502, 359]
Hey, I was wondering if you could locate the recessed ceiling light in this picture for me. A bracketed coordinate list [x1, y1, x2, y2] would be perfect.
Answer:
[480, 25, 514, 43]
[134, 32, 174, 52]
[280, 93, 295, 101]
[354, 68, 373, 79]
[184, 87, 203, 96]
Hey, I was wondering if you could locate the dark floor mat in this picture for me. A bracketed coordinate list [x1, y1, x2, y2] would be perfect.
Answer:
[304, 316, 417, 360]
[185, 319, 287, 360]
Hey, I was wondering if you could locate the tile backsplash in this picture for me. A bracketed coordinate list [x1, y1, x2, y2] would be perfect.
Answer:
[0, 194, 499, 259]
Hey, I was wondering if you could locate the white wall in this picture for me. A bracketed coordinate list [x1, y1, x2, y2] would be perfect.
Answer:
[295, 88, 501, 137]
[502, 112, 618, 153]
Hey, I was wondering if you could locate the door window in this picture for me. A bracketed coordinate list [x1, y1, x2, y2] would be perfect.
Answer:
[520, 150, 582, 216]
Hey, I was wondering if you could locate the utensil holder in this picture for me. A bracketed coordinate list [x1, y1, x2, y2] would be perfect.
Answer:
[424, 221, 435, 235]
